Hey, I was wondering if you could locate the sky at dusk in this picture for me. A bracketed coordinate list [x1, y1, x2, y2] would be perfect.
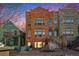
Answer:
[0, 3, 79, 32]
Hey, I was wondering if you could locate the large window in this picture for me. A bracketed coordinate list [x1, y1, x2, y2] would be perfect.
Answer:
[27, 42, 31, 46]
[64, 19, 73, 23]
[63, 29, 73, 35]
[34, 42, 45, 48]
[64, 17, 73, 24]
[35, 29, 45, 37]
[63, 12, 76, 16]
[35, 18, 44, 25]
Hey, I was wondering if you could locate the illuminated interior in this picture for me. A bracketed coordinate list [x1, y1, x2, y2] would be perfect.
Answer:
[34, 42, 45, 48]
[27, 42, 31, 46]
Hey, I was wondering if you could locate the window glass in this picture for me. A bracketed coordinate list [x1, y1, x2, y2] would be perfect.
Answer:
[63, 29, 73, 34]
[34, 42, 43, 48]
[35, 18, 44, 25]
[49, 28, 53, 36]
[54, 17, 57, 23]
[49, 32, 52, 36]
[49, 18, 52, 27]
[77, 19, 79, 24]
[64, 17, 73, 24]
[35, 29, 45, 37]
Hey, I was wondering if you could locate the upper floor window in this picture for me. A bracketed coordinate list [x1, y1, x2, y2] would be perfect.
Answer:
[77, 18, 79, 24]
[49, 18, 52, 27]
[54, 17, 57, 24]
[64, 20, 73, 23]
[63, 28, 73, 35]
[27, 30, 31, 38]
[34, 29, 45, 37]
[64, 17, 73, 24]
[35, 18, 44, 25]
[63, 12, 76, 16]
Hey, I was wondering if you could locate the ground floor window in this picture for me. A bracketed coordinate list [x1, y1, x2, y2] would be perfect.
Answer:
[54, 31, 57, 37]
[27, 42, 31, 46]
[34, 42, 45, 48]
[3, 39, 18, 46]
[54, 29, 58, 37]
[27, 42, 45, 48]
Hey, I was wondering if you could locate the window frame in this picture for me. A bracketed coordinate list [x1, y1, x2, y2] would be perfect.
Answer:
[35, 29, 45, 37]
[35, 18, 44, 25]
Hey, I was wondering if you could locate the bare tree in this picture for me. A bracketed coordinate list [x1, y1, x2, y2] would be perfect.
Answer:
[0, 4, 24, 23]
[0, 4, 25, 47]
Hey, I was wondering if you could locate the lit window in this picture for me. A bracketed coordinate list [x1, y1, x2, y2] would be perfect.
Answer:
[27, 42, 31, 46]
[38, 42, 42, 48]
[34, 42, 45, 48]
[43, 42, 45, 46]
[34, 42, 37, 48]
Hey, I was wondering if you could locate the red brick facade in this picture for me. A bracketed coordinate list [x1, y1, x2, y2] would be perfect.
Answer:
[26, 7, 54, 48]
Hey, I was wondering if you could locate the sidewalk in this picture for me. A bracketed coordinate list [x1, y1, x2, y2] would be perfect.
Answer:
[10, 49, 79, 56]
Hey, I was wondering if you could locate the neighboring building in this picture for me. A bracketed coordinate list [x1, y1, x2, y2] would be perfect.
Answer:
[26, 7, 54, 48]
[0, 26, 3, 43]
[0, 20, 24, 46]
[53, 11, 59, 37]
[58, 8, 78, 41]
[76, 12, 79, 36]
[0, 20, 4, 42]
[20, 31, 26, 46]
[26, 7, 79, 48]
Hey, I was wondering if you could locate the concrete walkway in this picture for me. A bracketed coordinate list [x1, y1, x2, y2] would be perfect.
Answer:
[10, 49, 79, 56]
